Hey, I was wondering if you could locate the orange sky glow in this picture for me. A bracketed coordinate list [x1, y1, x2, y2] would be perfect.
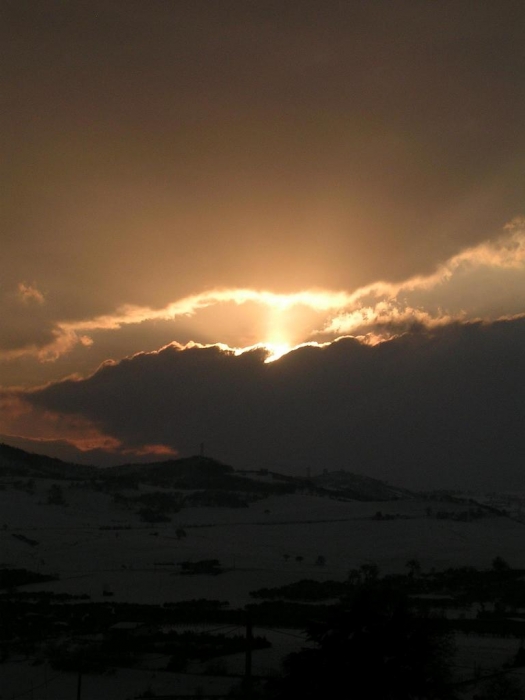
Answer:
[3, 2, 525, 487]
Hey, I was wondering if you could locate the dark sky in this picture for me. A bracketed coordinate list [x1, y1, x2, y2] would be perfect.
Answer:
[2, 1, 525, 489]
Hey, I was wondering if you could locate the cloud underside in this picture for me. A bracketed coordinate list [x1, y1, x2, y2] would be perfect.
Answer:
[2, 315, 525, 489]
[2, 219, 525, 363]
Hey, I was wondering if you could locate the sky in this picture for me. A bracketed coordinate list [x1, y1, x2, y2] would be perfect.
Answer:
[2, 1, 525, 489]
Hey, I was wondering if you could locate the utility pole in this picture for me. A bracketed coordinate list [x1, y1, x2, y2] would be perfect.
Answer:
[243, 612, 253, 699]
[200, 441, 204, 457]
[77, 659, 82, 700]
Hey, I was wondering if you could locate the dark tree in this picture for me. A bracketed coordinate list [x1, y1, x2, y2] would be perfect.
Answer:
[360, 562, 380, 582]
[492, 556, 511, 573]
[406, 558, 422, 578]
[270, 588, 455, 700]
[47, 484, 66, 506]
[475, 674, 524, 700]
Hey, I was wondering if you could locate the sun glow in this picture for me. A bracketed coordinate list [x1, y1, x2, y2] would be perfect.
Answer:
[11, 223, 525, 367]
[230, 339, 332, 362]
[262, 342, 293, 362]
[228, 340, 293, 362]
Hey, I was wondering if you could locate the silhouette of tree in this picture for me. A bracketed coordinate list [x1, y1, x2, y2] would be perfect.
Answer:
[513, 646, 525, 668]
[347, 568, 361, 586]
[406, 558, 422, 578]
[47, 484, 66, 506]
[270, 588, 456, 700]
[475, 674, 524, 700]
[360, 562, 379, 583]
[492, 556, 511, 573]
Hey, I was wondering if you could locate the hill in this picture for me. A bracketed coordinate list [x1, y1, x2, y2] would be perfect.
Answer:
[0, 442, 413, 502]
[311, 470, 414, 501]
[0, 442, 97, 479]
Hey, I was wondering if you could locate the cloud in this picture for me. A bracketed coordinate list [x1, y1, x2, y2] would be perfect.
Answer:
[321, 218, 525, 339]
[17, 282, 45, 305]
[14, 316, 525, 490]
[0, 386, 177, 465]
[0, 287, 351, 364]
[3, 1, 525, 392]
[2, 220, 525, 370]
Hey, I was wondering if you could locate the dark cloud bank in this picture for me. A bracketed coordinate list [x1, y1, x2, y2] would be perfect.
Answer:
[28, 319, 525, 491]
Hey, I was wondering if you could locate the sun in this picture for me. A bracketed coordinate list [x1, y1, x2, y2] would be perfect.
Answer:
[144, 288, 347, 369]
[261, 307, 296, 361]
[263, 341, 293, 362]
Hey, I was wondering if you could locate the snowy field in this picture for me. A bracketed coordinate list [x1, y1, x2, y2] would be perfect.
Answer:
[3, 484, 525, 607]
[2, 479, 525, 698]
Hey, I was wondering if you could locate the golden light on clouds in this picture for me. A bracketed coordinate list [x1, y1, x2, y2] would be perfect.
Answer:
[2, 221, 525, 371]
